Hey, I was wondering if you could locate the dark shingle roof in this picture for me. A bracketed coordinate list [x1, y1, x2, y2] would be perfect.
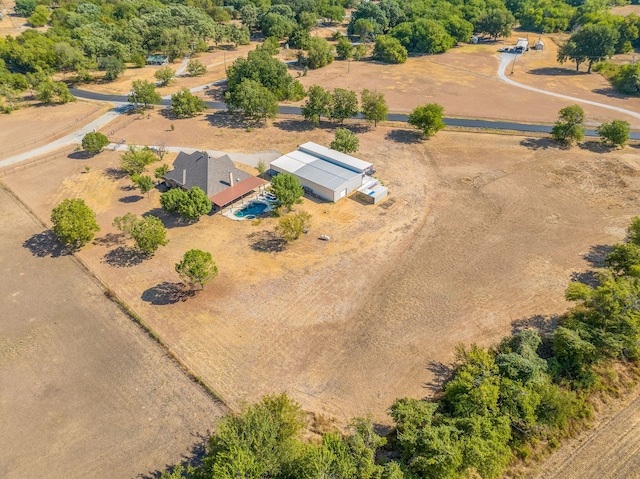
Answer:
[163, 151, 250, 197]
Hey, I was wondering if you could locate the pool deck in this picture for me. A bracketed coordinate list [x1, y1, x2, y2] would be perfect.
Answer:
[222, 197, 273, 221]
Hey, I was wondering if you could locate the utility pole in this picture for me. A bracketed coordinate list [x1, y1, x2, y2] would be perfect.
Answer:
[510, 53, 519, 75]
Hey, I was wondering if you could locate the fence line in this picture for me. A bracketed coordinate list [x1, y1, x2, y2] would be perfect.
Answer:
[0, 148, 74, 177]
[0, 106, 102, 157]
[108, 114, 140, 138]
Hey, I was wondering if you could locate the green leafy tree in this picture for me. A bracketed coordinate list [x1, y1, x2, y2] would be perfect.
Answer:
[276, 211, 312, 241]
[240, 4, 259, 30]
[36, 80, 75, 104]
[135, 175, 155, 195]
[606, 242, 640, 277]
[113, 212, 139, 237]
[336, 37, 354, 60]
[27, 5, 49, 27]
[131, 215, 168, 254]
[613, 63, 640, 95]
[373, 35, 408, 64]
[171, 88, 207, 118]
[155, 66, 175, 86]
[360, 89, 388, 127]
[50, 198, 100, 248]
[181, 187, 212, 220]
[258, 37, 280, 55]
[160, 188, 185, 214]
[155, 164, 169, 179]
[353, 44, 368, 61]
[557, 23, 619, 73]
[301, 85, 332, 126]
[476, 8, 516, 40]
[81, 132, 109, 154]
[330, 88, 358, 124]
[120, 145, 157, 177]
[288, 27, 311, 50]
[186, 59, 207, 77]
[257, 160, 266, 176]
[270, 173, 304, 211]
[15, 0, 37, 16]
[330, 128, 359, 153]
[175, 249, 218, 289]
[305, 37, 334, 70]
[408, 103, 446, 137]
[626, 216, 640, 246]
[229, 79, 278, 123]
[391, 19, 455, 54]
[99, 56, 126, 81]
[597, 119, 630, 148]
[551, 104, 586, 143]
[129, 80, 162, 109]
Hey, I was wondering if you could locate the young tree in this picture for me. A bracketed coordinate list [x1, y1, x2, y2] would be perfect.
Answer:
[330, 88, 358, 124]
[135, 175, 155, 195]
[557, 24, 619, 73]
[353, 44, 368, 61]
[229, 79, 278, 123]
[301, 85, 332, 127]
[175, 249, 218, 290]
[129, 80, 161, 109]
[276, 211, 312, 241]
[551, 104, 586, 143]
[81, 132, 109, 154]
[305, 37, 334, 70]
[27, 5, 49, 27]
[597, 119, 630, 148]
[336, 37, 354, 60]
[408, 103, 446, 137]
[98, 56, 126, 81]
[360, 89, 388, 127]
[270, 173, 304, 211]
[50, 198, 100, 248]
[258, 37, 281, 55]
[155, 66, 176, 86]
[120, 145, 157, 177]
[186, 59, 207, 77]
[330, 128, 359, 153]
[373, 35, 407, 64]
[171, 88, 207, 118]
[131, 215, 168, 254]
[155, 164, 170, 179]
[257, 160, 266, 176]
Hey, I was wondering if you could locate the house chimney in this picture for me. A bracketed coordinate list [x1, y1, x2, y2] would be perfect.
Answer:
[182, 169, 186, 186]
[229, 171, 234, 187]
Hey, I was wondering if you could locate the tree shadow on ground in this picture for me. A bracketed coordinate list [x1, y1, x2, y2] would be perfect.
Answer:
[23, 230, 71, 258]
[571, 270, 601, 288]
[423, 361, 455, 394]
[592, 87, 629, 99]
[527, 67, 584, 76]
[67, 150, 94, 160]
[139, 432, 210, 478]
[104, 167, 127, 180]
[520, 137, 570, 151]
[144, 208, 194, 229]
[120, 194, 143, 203]
[583, 244, 614, 268]
[578, 141, 611, 153]
[273, 118, 315, 132]
[511, 314, 559, 337]
[385, 129, 423, 144]
[206, 110, 253, 129]
[247, 230, 287, 253]
[141, 281, 196, 305]
[102, 246, 148, 267]
[93, 232, 125, 248]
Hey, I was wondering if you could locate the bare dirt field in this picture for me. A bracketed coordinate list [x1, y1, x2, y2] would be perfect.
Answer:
[4, 112, 640, 422]
[0, 0, 29, 37]
[292, 33, 640, 128]
[536, 385, 640, 479]
[0, 184, 224, 479]
[0, 101, 106, 159]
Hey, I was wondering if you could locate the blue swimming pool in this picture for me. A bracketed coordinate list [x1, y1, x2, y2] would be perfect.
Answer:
[234, 201, 268, 218]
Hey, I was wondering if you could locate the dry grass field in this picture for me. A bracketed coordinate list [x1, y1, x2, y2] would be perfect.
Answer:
[4, 111, 640, 422]
[0, 184, 224, 479]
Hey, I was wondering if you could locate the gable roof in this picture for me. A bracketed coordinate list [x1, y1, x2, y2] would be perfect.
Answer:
[163, 151, 250, 197]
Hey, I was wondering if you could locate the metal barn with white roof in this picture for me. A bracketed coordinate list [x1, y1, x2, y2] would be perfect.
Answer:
[269, 142, 381, 202]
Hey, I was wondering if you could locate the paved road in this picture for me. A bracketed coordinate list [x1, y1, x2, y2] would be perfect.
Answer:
[70, 88, 640, 140]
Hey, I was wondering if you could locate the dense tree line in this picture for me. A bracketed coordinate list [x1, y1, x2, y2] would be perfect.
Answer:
[161, 215, 640, 478]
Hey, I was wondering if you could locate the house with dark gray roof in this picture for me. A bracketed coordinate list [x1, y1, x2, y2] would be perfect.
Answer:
[163, 151, 251, 198]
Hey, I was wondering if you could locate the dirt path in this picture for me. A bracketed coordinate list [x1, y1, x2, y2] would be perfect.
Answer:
[536, 388, 640, 479]
[0, 184, 224, 479]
